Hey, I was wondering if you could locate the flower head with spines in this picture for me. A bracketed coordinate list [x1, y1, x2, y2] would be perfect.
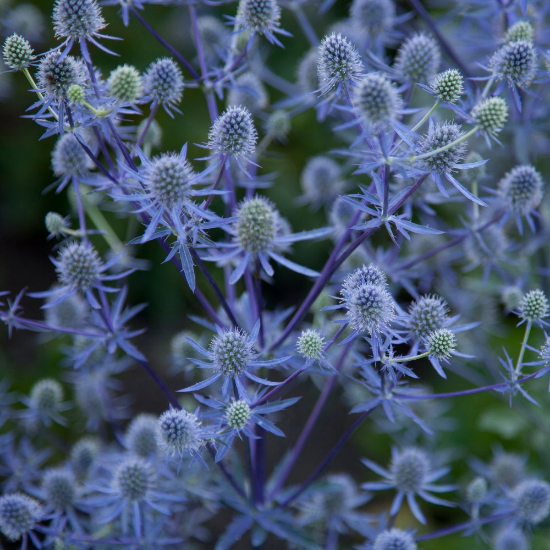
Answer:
[205, 106, 258, 171]
[331, 264, 396, 341]
[430, 69, 464, 103]
[511, 480, 550, 524]
[498, 164, 544, 232]
[155, 407, 209, 468]
[2, 34, 34, 71]
[490, 40, 537, 91]
[42, 467, 77, 511]
[70, 437, 100, 480]
[0, 493, 42, 543]
[53, 0, 106, 41]
[36, 51, 86, 103]
[125, 414, 158, 458]
[299, 156, 346, 208]
[51, 132, 95, 192]
[20, 378, 71, 428]
[353, 73, 403, 130]
[372, 528, 417, 550]
[505, 21, 534, 43]
[317, 33, 364, 96]
[349, 0, 395, 39]
[142, 58, 184, 115]
[406, 294, 449, 341]
[471, 96, 508, 138]
[518, 289, 549, 325]
[414, 120, 487, 207]
[362, 447, 455, 524]
[394, 32, 441, 83]
[234, 0, 289, 47]
[178, 322, 290, 398]
[426, 328, 456, 359]
[108, 64, 141, 104]
[194, 392, 299, 461]
[210, 194, 331, 283]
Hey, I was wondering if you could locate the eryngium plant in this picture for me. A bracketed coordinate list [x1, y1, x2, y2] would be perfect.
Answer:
[1, 0, 550, 548]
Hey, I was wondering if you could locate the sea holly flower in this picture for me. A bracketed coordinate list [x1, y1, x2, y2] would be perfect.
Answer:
[361, 447, 455, 524]
[194, 393, 300, 461]
[177, 322, 291, 398]
[208, 196, 332, 284]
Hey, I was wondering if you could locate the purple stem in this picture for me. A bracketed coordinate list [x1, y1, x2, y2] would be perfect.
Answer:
[271, 174, 428, 351]
[189, 247, 241, 328]
[395, 368, 544, 401]
[267, 340, 354, 500]
[293, 5, 318, 47]
[251, 325, 346, 409]
[279, 409, 374, 508]
[135, 102, 159, 151]
[131, 8, 199, 80]
[415, 513, 510, 542]
[202, 157, 227, 210]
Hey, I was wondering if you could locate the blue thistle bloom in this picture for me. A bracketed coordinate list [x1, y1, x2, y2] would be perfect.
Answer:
[29, 241, 131, 310]
[155, 407, 212, 469]
[297, 473, 372, 538]
[205, 105, 258, 170]
[362, 447, 455, 524]
[87, 455, 184, 537]
[178, 322, 290, 397]
[505, 21, 534, 43]
[70, 437, 100, 480]
[498, 164, 544, 232]
[414, 121, 487, 206]
[234, 0, 291, 47]
[19, 378, 71, 428]
[517, 289, 549, 325]
[108, 64, 142, 103]
[511, 479, 550, 524]
[352, 73, 403, 131]
[142, 58, 184, 116]
[194, 393, 299, 461]
[371, 528, 417, 550]
[298, 156, 346, 208]
[51, 132, 96, 192]
[490, 40, 537, 103]
[429, 69, 464, 104]
[349, 0, 395, 39]
[0, 493, 43, 547]
[209, 195, 331, 283]
[227, 72, 269, 115]
[2, 34, 35, 72]
[394, 32, 441, 84]
[317, 33, 364, 96]
[125, 414, 158, 459]
[471, 96, 509, 141]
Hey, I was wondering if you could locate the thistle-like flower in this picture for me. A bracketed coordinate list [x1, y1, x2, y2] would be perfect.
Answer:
[511, 480, 550, 524]
[430, 69, 464, 103]
[178, 323, 290, 397]
[349, 0, 395, 39]
[518, 289, 549, 324]
[299, 156, 346, 207]
[353, 73, 402, 129]
[362, 447, 455, 524]
[471, 96, 508, 137]
[394, 32, 441, 83]
[317, 33, 364, 95]
[234, 0, 289, 46]
[372, 528, 417, 550]
[498, 164, 544, 231]
[2, 33, 34, 71]
[490, 40, 537, 90]
[0, 493, 42, 544]
[142, 58, 184, 115]
[108, 64, 142, 103]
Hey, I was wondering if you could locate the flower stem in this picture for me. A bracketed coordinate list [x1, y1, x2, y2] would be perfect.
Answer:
[515, 321, 532, 375]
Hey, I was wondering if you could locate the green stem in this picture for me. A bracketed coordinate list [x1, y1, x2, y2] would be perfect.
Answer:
[481, 77, 494, 99]
[390, 351, 430, 364]
[22, 68, 59, 121]
[409, 126, 478, 163]
[515, 322, 532, 375]
[472, 179, 479, 221]
[411, 100, 441, 133]
[80, 188, 125, 253]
